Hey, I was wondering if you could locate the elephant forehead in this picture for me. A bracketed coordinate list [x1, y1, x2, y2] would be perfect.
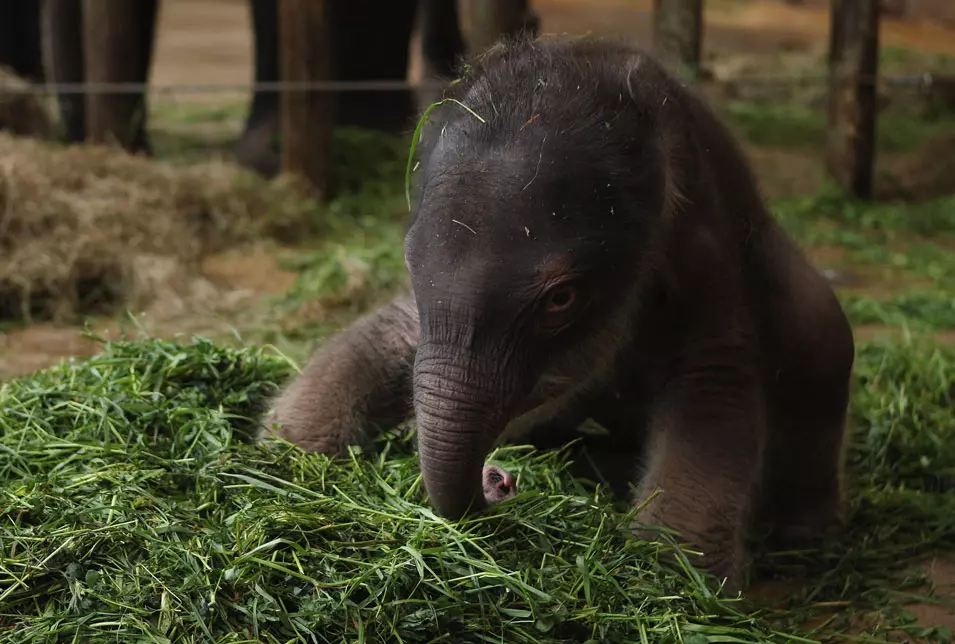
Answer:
[405, 215, 570, 312]
[409, 244, 528, 304]
[408, 178, 586, 270]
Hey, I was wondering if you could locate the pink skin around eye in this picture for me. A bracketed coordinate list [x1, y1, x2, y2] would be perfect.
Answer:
[482, 464, 517, 504]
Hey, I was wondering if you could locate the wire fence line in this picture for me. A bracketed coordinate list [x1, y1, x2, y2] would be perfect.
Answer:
[0, 71, 951, 96]
[1, 80, 445, 96]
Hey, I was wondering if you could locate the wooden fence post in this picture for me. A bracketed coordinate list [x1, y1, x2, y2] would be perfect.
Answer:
[653, 0, 704, 78]
[826, 0, 881, 199]
[82, 0, 157, 152]
[279, 0, 332, 198]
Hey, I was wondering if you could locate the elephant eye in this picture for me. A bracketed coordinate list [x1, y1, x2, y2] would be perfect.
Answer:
[545, 284, 577, 313]
[537, 281, 586, 335]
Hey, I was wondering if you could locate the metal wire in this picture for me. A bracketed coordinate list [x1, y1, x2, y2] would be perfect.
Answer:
[6, 80, 446, 95]
[0, 72, 948, 96]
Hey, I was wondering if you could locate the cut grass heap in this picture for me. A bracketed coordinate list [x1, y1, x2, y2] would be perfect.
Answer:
[0, 335, 783, 643]
[1, 331, 955, 642]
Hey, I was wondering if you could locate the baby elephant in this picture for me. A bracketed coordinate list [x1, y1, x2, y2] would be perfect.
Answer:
[261, 35, 855, 591]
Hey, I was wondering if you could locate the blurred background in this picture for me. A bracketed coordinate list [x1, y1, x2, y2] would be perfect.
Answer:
[0, 0, 952, 384]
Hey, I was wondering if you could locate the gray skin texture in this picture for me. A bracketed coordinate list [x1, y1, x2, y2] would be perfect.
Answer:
[258, 294, 516, 506]
[263, 36, 855, 591]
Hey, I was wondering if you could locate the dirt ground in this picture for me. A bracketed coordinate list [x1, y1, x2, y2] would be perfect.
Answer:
[4, 1, 955, 639]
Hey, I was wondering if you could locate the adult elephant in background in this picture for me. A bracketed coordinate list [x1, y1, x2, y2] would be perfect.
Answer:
[0, 2, 56, 140]
[39, 0, 539, 178]
[0, 2, 44, 83]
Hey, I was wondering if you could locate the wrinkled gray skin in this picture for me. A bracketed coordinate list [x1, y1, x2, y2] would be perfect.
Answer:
[263, 36, 855, 591]
[258, 293, 516, 507]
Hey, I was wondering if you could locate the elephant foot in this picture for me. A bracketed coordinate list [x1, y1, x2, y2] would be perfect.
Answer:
[234, 117, 280, 178]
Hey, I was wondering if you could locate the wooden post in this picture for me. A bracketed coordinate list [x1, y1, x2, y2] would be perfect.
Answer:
[653, 0, 704, 78]
[81, 0, 157, 152]
[826, 0, 880, 200]
[461, 0, 538, 54]
[279, 0, 332, 197]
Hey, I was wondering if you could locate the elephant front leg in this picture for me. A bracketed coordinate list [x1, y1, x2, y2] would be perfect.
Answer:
[633, 359, 765, 592]
[261, 294, 420, 456]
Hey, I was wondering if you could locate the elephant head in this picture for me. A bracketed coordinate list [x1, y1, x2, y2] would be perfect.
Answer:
[403, 124, 660, 519]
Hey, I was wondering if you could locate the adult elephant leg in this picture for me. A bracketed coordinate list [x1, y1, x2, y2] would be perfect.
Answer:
[417, 0, 466, 79]
[328, 0, 419, 133]
[460, 0, 540, 53]
[412, 0, 538, 115]
[0, 1, 52, 139]
[412, 0, 467, 111]
[235, 0, 281, 177]
[0, 1, 45, 82]
[81, 0, 157, 153]
[41, 0, 85, 142]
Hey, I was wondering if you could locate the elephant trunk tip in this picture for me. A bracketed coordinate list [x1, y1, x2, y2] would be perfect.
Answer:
[417, 438, 489, 521]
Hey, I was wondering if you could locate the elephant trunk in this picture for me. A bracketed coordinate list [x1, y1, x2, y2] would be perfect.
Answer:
[413, 346, 509, 520]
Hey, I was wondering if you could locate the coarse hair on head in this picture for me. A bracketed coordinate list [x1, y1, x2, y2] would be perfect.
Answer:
[408, 34, 690, 225]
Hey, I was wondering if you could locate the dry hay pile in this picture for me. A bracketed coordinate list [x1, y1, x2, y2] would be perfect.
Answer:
[0, 67, 54, 140]
[0, 132, 313, 323]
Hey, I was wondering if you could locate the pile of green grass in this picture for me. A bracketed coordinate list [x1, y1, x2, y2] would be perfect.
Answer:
[1, 327, 954, 643]
[0, 335, 792, 643]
